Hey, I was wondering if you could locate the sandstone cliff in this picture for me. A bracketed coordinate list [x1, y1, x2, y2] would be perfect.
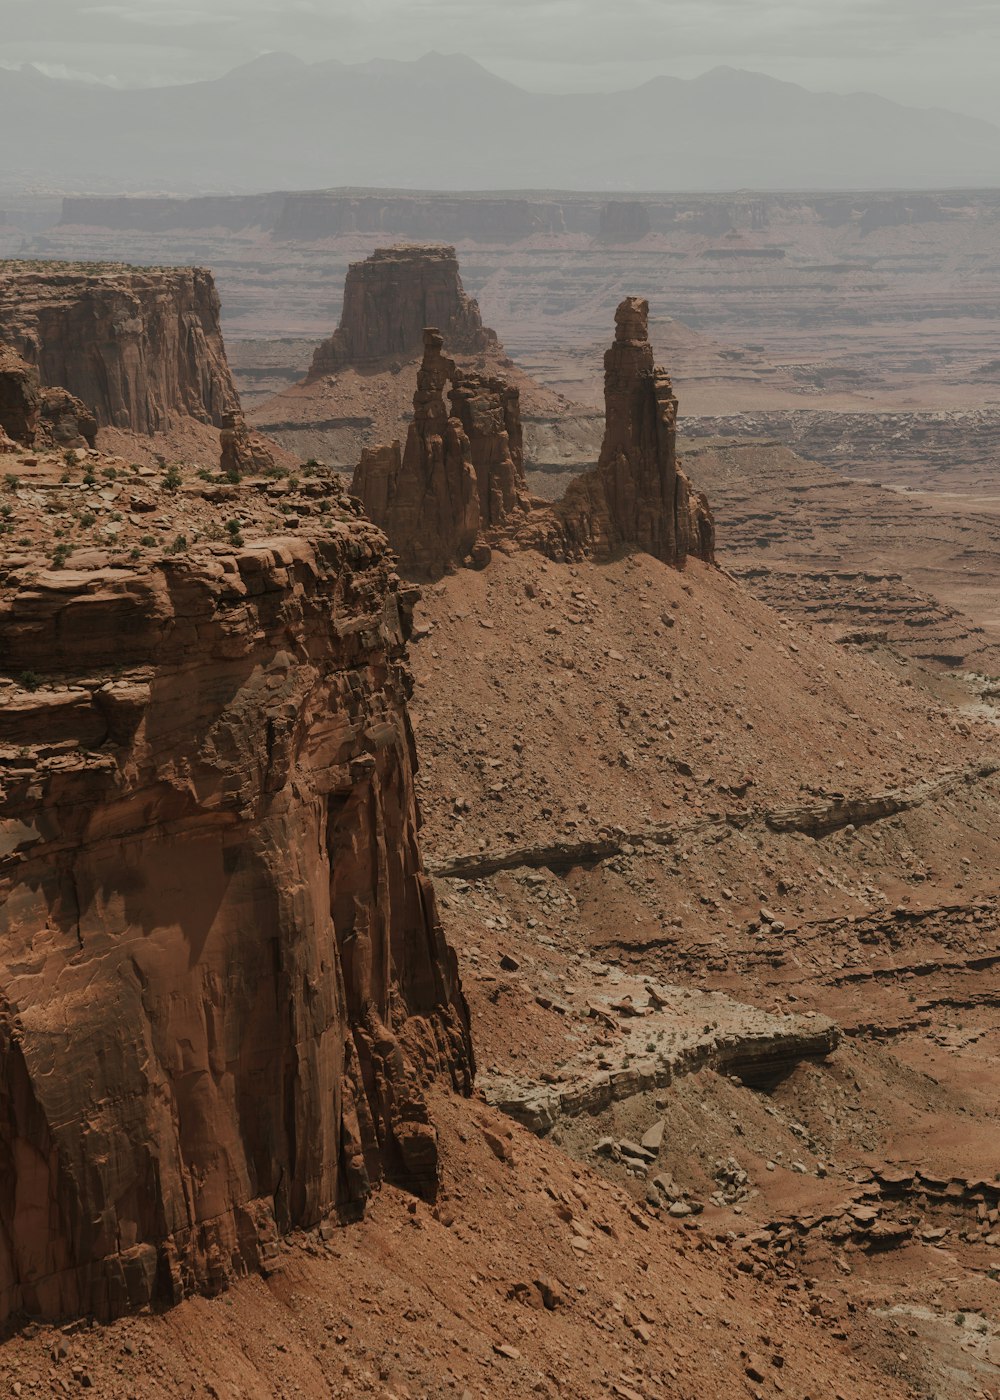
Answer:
[539, 297, 716, 567]
[0, 263, 239, 434]
[307, 246, 497, 380]
[0, 521, 472, 1323]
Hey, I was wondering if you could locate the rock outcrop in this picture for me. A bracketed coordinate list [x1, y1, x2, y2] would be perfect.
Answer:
[351, 332, 533, 578]
[0, 524, 472, 1323]
[448, 371, 530, 530]
[0, 343, 41, 447]
[539, 298, 715, 568]
[0, 263, 239, 433]
[219, 409, 277, 478]
[0, 343, 97, 452]
[307, 246, 497, 380]
[37, 386, 98, 450]
[352, 330, 481, 579]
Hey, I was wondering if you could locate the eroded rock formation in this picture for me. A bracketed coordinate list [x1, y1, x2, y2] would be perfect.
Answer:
[448, 370, 530, 530]
[539, 297, 715, 568]
[0, 263, 239, 433]
[351, 330, 483, 579]
[0, 343, 41, 447]
[0, 526, 472, 1323]
[37, 386, 98, 450]
[219, 409, 277, 478]
[308, 246, 497, 379]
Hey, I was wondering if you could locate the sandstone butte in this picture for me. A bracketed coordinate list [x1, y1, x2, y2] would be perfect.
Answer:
[307, 244, 498, 379]
[351, 295, 715, 579]
[0, 262, 238, 434]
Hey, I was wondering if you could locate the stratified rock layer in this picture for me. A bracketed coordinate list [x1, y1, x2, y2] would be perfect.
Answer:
[540, 297, 715, 567]
[0, 263, 239, 433]
[351, 330, 482, 579]
[308, 246, 496, 379]
[0, 526, 472, 1323]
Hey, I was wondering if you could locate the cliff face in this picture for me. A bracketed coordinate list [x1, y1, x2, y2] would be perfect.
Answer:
[598, 201, 652, 241]
[352, 330, 481, 579]
[545, 297, 715, 568]
[0, 263, 239, 434]
[308, 246, 496, 379]
[0, 525, 472, 1323]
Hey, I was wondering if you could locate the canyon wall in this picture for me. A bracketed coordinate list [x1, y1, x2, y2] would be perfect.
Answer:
[59, 189, 1000, 243]
[0, 526, 472, 1323]
[0, 264, 239, 433]
[308, 245, 496, 379]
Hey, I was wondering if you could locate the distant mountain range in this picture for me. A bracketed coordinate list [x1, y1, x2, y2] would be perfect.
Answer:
[3, 51, 998, 194]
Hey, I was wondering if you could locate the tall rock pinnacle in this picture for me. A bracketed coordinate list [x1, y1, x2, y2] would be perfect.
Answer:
[549, 297, 715, 568]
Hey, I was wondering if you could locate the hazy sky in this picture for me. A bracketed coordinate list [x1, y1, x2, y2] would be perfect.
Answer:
[3, 0, 999, 125]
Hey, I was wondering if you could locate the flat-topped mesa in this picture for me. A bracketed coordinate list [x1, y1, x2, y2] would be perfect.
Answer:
[544, 297, 715, 568]
[0, 521, 472, 1323]
[0, 263, 239, 434]
[307, 245, 497, 380]
[352, 328, 482, 580]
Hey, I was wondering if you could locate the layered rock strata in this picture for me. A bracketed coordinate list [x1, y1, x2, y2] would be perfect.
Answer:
[0, 525, 472, 1323]
[352, 330, 489, 579]
[539, 298, 715, 568]
[308, 245, 496, 380]
[0, 263, 239, 433]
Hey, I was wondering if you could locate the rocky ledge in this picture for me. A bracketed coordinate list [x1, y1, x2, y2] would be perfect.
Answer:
[479, 973, 837, 1136]
[0, 461, 472, 1323]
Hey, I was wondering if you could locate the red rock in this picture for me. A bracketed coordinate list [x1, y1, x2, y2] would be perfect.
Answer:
[37, 385, 98, 450]
[448, 370, 530, 530]
[0, 527, 472, 1323]
[0, 264, 238, 433]
[0, 341, 41, 445]
[219, 409, 277, 478]
[530, 297, 715, 570]
[308, 245, 497, 379]
[351, 329, 480, 579]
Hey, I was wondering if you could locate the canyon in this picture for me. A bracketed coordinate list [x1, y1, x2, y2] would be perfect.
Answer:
[0, 213, 997, 1400]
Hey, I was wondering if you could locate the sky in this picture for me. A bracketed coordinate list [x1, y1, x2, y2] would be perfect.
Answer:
[2, 0, 999, 126]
